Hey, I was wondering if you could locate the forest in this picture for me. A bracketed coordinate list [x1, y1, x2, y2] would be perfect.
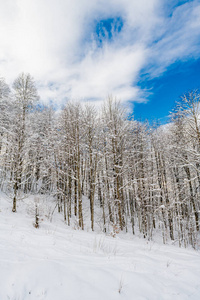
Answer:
[0, 72, 200, 248]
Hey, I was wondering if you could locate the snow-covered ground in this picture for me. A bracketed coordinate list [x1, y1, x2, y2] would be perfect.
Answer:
[1, 193, 200, 300]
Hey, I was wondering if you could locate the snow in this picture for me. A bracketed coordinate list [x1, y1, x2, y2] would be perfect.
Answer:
[1, 193, 200, 300]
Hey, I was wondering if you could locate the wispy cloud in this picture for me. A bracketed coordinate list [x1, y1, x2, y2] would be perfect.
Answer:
[0, 0, 200, 106]
[148, 1, 200, 77]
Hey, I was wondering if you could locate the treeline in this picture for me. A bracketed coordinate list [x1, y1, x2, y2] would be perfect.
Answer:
[0, 73, 199, 248]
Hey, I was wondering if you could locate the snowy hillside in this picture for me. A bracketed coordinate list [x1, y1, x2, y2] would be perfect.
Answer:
[1, 193, 200, 300]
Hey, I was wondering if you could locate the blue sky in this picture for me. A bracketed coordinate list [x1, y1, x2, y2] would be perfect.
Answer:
[0, 0, 200, 122]
[134, 58, 200, 122]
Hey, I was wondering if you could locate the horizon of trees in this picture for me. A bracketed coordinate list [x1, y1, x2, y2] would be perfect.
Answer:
[0, 73, 199, 248]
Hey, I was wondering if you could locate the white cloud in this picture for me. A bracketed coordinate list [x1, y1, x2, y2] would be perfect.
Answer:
[0, 0, 200, 107]
[147, 1, 200, 77]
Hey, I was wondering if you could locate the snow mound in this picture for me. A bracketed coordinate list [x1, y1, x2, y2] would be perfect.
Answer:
[0, 193, 200, 300]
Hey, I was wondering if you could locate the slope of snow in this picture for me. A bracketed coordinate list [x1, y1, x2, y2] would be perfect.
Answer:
[0, 193, 200, 300]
